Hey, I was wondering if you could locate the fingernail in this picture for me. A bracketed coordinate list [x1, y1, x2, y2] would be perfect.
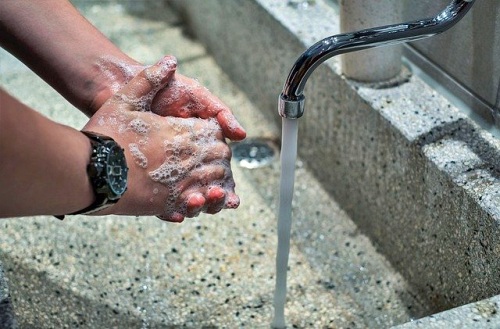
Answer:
[207, 186, 225, 200]
[187, 193, 205, 213]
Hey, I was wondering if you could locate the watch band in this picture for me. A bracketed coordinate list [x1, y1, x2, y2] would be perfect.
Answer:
[54, 196, 109, 220]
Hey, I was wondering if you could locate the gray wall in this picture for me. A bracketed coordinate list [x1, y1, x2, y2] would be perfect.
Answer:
[171, 0, 500, 313]
[405, 0, 500, 122]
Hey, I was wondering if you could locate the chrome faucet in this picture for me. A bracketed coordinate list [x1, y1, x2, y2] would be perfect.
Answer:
[279, 0, 476, 119]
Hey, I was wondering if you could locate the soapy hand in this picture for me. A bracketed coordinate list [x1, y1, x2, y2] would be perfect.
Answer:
[83, 56, 240, 222]
[91, 55, 246, 142]
[150, 67, 247, 142]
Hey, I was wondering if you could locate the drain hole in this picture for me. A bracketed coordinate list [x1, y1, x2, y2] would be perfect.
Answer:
[231, 138, 278, 169]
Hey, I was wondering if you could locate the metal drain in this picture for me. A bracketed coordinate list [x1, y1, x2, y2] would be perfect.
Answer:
[231, 138, 277, 169]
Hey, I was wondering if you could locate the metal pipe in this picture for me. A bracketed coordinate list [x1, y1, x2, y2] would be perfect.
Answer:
[279, 0, 476, 119]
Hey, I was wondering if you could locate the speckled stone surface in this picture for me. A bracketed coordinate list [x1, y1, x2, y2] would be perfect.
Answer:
[394, 295, 500, 329]
[2, 0, 500, 327]
[172, 0, 500, 327]
[0, 260, 17, 329]
[0, 1, 428, 328]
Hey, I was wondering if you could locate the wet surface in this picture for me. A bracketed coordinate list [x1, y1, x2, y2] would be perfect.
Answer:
[231, 138, 278, 169]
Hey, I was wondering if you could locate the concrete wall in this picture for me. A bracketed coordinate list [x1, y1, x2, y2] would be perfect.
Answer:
[170, 0, 500, 313]
[0, 262, 17, 329]
[406, 0, 500, 120]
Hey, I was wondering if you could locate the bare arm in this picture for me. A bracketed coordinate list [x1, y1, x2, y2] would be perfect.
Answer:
[0, 0, 140, 116]
[0, 59, 240, 220]
[0, 0, 246, 141]
[0, 89, 94, 217]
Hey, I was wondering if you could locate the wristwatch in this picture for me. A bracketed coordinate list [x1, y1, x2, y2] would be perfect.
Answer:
[55, 131, 128, 219]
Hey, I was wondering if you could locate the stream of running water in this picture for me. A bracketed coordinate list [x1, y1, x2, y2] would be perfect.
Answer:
[271, 118, 299, 329]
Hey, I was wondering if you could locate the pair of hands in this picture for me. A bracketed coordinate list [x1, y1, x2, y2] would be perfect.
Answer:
[84, 56, 246, 222]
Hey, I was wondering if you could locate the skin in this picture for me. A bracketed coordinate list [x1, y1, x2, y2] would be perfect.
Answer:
[0, 0, 246, 221]
[0, 58, 239, 222]
[0, 89, 95, 217]
[0, 0, 246, 141]
[84, 58, 240, 221]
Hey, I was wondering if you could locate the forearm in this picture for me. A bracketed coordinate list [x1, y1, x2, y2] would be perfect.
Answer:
[0, 0, 140, 116]
[0, 89, 94, 217]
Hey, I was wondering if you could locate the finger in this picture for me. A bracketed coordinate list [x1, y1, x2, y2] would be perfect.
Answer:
[185, 192, 206, 218]
[198, 143, 231, 164]
[157, 212, 185, 223]
[217, 110, 246, 141]
[205, 186, 226, 214]
[225, 192, 240, 209]
[176, 165, 226, 193]
[150, 75, 193, 117]
[114, 55, 177, 109]
[196, 94, 246, 141]
[151, 74, 246, 141]
[207, 185, 225, 199]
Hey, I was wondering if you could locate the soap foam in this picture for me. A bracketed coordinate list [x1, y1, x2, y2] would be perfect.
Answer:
[128, 118, 151, 135]
[96, 56, 143, 94]
[95, 57, 237, 219]
[128, 143, 148, 168]
[152, 78, 208, 118]
[148, 117, 234, 218]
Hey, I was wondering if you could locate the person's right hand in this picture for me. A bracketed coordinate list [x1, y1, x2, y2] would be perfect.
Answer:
[83, 56, 240, 222]
[89, 55, 246, 142]
[150, 63, 247, 142]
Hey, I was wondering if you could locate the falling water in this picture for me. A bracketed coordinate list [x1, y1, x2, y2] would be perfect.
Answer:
[271, 118, 299, 329]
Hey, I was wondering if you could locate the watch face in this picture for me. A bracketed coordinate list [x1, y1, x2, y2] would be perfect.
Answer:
[106, 145, 128, 197]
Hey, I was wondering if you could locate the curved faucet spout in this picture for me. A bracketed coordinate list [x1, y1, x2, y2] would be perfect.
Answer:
[279, 0, 476, 119]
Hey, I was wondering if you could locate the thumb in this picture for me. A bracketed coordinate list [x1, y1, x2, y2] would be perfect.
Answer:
[113, 55, 177, 110]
